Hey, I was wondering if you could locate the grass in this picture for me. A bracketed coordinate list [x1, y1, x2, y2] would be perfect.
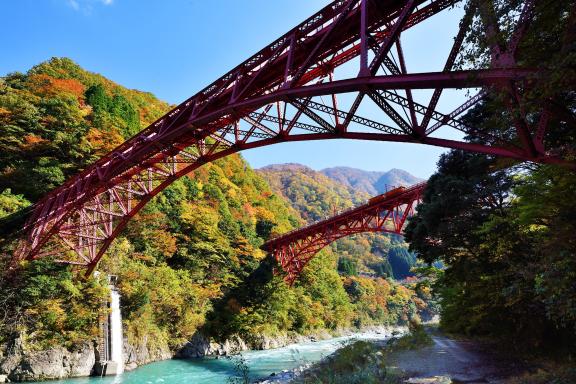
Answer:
[293, 339, 399, 384]
[387, 321, 433, 352]
[293, 321, 432, 384]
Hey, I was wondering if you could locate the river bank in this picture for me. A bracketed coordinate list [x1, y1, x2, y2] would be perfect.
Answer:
[0, 325, 406, 382]
[285, 325, 576, 384]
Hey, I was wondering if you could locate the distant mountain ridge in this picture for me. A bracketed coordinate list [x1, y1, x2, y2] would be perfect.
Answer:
[321, 166, 423, 195]
[259, 163, 311, 172]
[260, 164, 424, 196]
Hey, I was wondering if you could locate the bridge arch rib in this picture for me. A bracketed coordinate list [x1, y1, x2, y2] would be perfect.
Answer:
[15, 0, 563, 275]
[263, 184, 425, 284]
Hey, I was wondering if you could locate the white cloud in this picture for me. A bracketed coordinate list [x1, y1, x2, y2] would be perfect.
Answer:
[67, 0, 80, 10]
[66, 0, 114, 12]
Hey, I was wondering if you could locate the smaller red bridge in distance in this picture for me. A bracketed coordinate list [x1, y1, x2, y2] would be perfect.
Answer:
[262, 182, 426, 284]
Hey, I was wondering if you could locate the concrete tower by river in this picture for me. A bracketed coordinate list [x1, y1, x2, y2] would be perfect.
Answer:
[109, 286, 124, 375]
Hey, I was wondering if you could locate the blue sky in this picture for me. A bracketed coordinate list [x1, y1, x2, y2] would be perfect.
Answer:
[0, 0, 465, 178]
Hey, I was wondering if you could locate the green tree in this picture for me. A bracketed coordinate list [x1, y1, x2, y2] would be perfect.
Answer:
[338, 257, 358, 276]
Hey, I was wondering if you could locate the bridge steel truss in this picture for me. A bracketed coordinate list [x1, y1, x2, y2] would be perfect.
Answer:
[263, 183, 426, 284]
[13, 0, 565, 275]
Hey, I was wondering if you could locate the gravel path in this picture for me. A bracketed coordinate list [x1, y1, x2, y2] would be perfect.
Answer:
[386, 332, 529, 383]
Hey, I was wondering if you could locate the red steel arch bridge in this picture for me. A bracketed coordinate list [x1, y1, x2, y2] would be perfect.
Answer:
[13, 0, 567, 276]
[263, 184, 425, 284]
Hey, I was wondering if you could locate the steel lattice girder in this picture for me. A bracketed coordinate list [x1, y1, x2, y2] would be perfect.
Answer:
[13, 0, 566, 276]
[262, 183, 425, 284]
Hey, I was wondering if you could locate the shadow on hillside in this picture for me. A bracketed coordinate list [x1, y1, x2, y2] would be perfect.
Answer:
[0, 206, 33, 276]
[200, 254, 281, 342]
[0, 206, 32, 238]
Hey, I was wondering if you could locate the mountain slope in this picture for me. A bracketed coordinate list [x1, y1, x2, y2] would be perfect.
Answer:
[320, 167, 383, 195]
[0, 57, 306, 349]
[258, 163, 367, 223]
[321, 166, 423, 195]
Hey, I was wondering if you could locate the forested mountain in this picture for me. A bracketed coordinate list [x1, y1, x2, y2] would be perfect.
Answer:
[258, 163, 367, 222]
[257, 164, 419, 280]
[0, 58, 429, 357]
[321, 166, 423, 195]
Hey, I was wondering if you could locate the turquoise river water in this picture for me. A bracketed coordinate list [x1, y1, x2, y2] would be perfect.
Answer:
[25, 330, 398, 384]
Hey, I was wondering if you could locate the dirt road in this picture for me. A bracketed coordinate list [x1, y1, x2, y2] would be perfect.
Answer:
[386, 332, 529, 383]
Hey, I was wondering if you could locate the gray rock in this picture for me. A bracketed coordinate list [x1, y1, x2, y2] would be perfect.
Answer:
[0, 339, 22, 376]
[0, 333, 173, 380]
[176, 327, 390, 360]
[176, 332, 249, 358]
[13, 348, 68, 380]
[216, 335, 248, 356]
[176, 333, 211, 358]
[251, 334, 291, 350]
[124, 337, 171, 369]
[68, 343, 96, 377]
[0, 354, 19, 377]
[255, 363, 312, 383]
[1, 341, 95, 382]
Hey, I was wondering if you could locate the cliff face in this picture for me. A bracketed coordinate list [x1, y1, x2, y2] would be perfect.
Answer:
[123, 339, 172, 371]
[0, 339, 95, 381]
[0, 337, 170, 380]
[174, 330, 333, 359]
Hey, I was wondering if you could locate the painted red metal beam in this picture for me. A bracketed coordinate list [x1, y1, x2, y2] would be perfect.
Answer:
[254, 67, 520, 117]
[20, 0, 459, 217]
[262, 183, 426, 284]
